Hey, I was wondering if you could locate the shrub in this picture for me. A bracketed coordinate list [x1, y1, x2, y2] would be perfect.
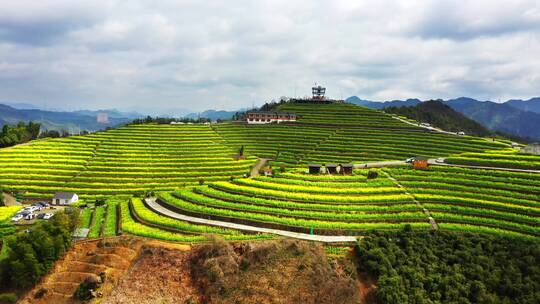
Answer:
[199, 179, 205, 185]
[367, 171, 378, 179]
[0, 293, 17, 303]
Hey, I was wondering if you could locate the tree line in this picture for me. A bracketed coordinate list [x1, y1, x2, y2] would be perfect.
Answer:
[0, 122, 41, 148]
[0, 122, 82, 149]
[0, 211, 78, 290]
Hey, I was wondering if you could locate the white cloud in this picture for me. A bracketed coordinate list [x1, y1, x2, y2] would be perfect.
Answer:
[0, 0, 539, 112]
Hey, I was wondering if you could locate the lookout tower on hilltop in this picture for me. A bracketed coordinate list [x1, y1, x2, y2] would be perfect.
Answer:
[290, 84, 343, 104]
[312, 85, 326, 101]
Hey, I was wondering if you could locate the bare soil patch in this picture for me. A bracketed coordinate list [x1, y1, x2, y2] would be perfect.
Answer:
[19, 237, 144, 304]
[103, 247, 199, 304]
[190, 237, 361, 304]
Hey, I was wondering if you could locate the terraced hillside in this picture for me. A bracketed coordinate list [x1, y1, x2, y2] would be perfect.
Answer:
[0, 124, 256, 199]
[277, 102, 416, 127]
[384, 166, 540, 238]
[213, 102, 506, 165]
[154, 171, 433, 235]
[1, 102, 537, 242]
[446, 149, 540, 170]
[145, 166, 539, 239]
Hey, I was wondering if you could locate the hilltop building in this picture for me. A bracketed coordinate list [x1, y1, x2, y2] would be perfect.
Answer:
[246, 111, 297, 124]
[290, 84, 344, 103]
[97, 112, 109, 124]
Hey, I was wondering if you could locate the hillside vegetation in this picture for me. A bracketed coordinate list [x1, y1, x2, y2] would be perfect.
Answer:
[0, 103, 507, 200]
[0, 102, 537, 243]
[356, 229, 540, 304]
[384, 100, 492, 136]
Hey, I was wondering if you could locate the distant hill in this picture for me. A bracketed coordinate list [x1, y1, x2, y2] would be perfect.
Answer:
[0, 104, 137, 132]
[184, 109, 245, 121]
[505, 97, 540, 114]
[346, 96, 421, 109]
[384, 100, 492, 136]
[445, 97, 540, 141]
[347, 96, 540, 141]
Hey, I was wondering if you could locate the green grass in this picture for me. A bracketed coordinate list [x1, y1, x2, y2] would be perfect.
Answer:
[78, 208, 93, 229]
[88, 206, 106, 238]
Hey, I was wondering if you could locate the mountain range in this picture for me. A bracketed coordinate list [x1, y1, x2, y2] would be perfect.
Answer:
[347, 96, 540, 141]
[0, 104, 140, 133]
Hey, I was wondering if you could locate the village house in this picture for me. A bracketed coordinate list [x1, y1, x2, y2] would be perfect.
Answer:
[246, 111, 297, 124]
[52, 192, 79, 205]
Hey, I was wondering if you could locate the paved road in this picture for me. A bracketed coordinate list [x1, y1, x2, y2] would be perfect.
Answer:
[145, 198, 359, 243]
[353, 160, 406, 169]
[391, 115, 459, 135]
[353, 158, 540, 174]
[428, 159, 540, 174]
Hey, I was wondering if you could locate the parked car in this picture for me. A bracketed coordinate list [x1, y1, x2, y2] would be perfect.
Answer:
[18, 211, 31, 217]
[435, 158, 445, 163]
[457, 131, 466, 136]
[11, 214, 24, 222]
[405, 157, 415, 163]
[23, 206, 39, 213]
[43, 213, 54, 220]
[37, 213, 46, 219]
[25, 213, 37, 220]
[31, 204, 44, 211]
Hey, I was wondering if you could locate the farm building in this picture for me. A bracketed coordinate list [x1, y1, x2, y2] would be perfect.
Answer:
[308, 164, 322, 174]
[52, 192, 79, 205]
[341, 164, 353, 175]
[246, 111, 297, 124]
[412, 157, 429, 170]
[522, 143, 540, 155]
[325, 164, 338, 174]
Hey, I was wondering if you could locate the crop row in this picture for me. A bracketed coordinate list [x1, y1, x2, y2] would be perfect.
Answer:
[159, 192, 430, 232]
[176, 189, 425, 222]
[211, 181, 413, 204]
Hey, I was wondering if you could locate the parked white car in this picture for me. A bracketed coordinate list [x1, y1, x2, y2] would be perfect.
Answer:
[11, 214, 24, 222]
[43, 213, 54, 220]
[23, 206, 39, 213]
[435, 158, 445, 163]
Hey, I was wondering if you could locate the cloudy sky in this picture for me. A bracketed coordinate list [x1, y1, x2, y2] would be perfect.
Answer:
[1, 0, 540, 113]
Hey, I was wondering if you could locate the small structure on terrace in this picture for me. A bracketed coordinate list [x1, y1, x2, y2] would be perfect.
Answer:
[411, 157, 429, 170]
[325, 164, 338, 174]
[246, 111, 297, 124]
[308, 164, 322, 174]
[341, 164, 353, 175]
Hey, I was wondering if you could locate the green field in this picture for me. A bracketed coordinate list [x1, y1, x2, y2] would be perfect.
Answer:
[0, 102, 537, 242]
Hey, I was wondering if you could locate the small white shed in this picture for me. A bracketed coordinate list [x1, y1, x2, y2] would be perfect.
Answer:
[52, 192, 79, 205]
